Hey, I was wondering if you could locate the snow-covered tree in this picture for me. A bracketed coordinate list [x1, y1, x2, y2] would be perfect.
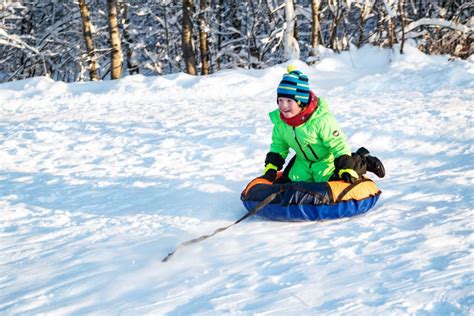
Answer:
[1, 0, 472, 83]
[283, 0, 300, 59]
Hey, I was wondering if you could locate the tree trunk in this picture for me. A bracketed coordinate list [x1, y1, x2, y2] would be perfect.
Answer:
[283, 0, 300, 60]
[374, 1, 386, 46]
[182, 0, 197, 75]
[120, 0, 139, 75]
[382, 0, 397, 48]
[357, 0, 373, 48]
[328, 0, 343, 52]
[310, 0, 320, 49]
[78, 0, 99, 81]
[230, 0, 242, 66]
[106, 0, 122, 79]
[387, 17, 395, 48]
[264, 0, 275, 24]
[199, 0, 210, 75]
[161, 1, 172, 73]
[216, 0, 224, 70]
[308, 0, 319, 63]
[399, 0, 406, 54]
[247, 0, 260, 68]
[292, 0, 299, 42]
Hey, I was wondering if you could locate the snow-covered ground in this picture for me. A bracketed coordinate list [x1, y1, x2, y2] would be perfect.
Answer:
[1, 44, 473, 315]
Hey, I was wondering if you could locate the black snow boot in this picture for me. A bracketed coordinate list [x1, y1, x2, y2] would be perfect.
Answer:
[356, 147, 386, 178]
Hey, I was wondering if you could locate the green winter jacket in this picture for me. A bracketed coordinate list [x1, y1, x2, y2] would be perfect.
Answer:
[269, 96, 351, 182]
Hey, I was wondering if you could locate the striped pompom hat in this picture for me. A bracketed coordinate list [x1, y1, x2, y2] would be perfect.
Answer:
[277, 65, 310, 106]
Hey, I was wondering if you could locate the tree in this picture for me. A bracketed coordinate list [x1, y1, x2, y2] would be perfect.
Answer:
[120, 0, 139, 75]
[382, 0, 398, 48]
[106, 0, 122, 79]
[399, 0, 406, 54]
[283, 0, 299, 60]
[162, 0, 173, 74]
[356, 0, 375, 48]
[78, 0, 99, 81]
[327, 0, 347, 52]
[182, 0, 197, 75]
[215, 0, 224, 70]
[1, 0, 472, 84]
[198, 0, 210, 75]
[308, 0, 320, 64]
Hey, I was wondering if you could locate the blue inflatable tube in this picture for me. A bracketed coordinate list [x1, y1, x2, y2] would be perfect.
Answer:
[241, 178, 381, 222]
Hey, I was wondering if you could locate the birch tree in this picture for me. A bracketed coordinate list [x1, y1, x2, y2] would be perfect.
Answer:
[78, 0, 99, 81]
[198, 0, 210, 75]
[106, 0, 122, 79]
[283, 0, 299, 60]
[1, 0, 472, 84]
[182, 0, 197, 75]
[310, 0, 320, 53]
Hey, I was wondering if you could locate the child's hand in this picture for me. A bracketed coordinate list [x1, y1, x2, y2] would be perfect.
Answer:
[334, 154, 362, 183]
[339, 170, 358, 183]
[258, 169, 277, 183]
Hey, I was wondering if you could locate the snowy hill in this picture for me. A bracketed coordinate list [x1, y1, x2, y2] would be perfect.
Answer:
[1, 44, 473, 315]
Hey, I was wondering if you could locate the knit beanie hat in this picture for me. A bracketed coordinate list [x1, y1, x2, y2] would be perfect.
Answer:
[277, 65, 310, 106]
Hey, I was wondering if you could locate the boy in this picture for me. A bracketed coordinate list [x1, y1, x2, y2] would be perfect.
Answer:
[261, 66, 384, 183]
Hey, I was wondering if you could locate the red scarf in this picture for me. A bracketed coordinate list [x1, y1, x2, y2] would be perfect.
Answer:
[280, 91, 318, 127]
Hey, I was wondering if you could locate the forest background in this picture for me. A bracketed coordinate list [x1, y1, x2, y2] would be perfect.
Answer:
[0, 0, 472, 83]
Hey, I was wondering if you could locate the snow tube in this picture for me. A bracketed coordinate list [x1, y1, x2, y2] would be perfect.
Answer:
[241, 177, 381, 221]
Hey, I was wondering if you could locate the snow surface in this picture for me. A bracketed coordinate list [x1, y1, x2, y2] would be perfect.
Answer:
[1, 44, 473, 315]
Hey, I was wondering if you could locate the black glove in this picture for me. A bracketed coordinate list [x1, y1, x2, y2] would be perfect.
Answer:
[356, 147, 385, 178]
[334, 154, 364, 183]
[258, 152, 285, 183]
[265, 152, 285, 170]
[258, 169, 277, 182]
[339, 170, 357, 183]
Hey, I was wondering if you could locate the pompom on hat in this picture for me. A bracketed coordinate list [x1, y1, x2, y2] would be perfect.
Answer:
[277, 65, 310, 107]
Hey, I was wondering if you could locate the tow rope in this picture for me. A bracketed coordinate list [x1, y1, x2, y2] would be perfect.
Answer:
[162, 189, 282, 262]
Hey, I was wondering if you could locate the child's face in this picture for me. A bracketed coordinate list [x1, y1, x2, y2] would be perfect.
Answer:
[278, 97, 301, 118]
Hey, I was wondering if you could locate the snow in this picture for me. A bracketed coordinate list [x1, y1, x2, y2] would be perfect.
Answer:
[403, 18, 473, 35]
[1, 44, 473, 314]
